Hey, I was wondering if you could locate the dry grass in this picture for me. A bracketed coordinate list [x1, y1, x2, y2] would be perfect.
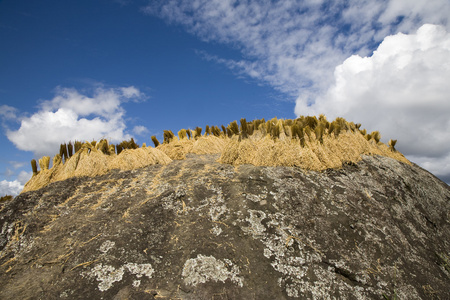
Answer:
[22, 145, 172, 193]
[218, 129, 409, 170]
[22, 116, 411, 193]
[156, 135, 225, 159]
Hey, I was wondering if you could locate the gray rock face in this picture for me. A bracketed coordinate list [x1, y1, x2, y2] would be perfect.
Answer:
[0, 154, 449, 299]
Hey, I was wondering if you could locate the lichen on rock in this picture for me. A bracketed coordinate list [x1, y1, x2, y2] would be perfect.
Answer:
[182, 254, 243, 287]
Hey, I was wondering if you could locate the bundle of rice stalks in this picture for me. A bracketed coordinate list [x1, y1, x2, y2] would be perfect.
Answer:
[151, 136, 160, 147]
[388, 139, 397, 152]
[38, 156, 51, 170]
[191, 135, 225, 155]
[156, 134, 226, 159]
[178, 129, 188, 140]
[31, 159, 38, 175]
[194, 127, 202, 139]
[157, 137, 194, 160]
[109, 147, 172, 171]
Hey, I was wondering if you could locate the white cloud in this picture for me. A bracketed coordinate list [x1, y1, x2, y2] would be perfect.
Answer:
[121, 86, 144, 99]
[0, 180, 22, 196]
[0, 170, 32, 196]
[0, 105, 18, 121]
[144, 0, 450, 99]
[295, 24, 450, 182]
[132, 125, 149, 136]
[6, 86, 146, 158]
[4, 168, 14, 177]
[17, 170, 32, 185]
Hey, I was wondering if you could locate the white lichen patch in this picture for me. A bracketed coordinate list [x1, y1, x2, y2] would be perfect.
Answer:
[245, 193, 261, 203]
[124, 263, 154, 278]
[182, 254, 243, 287]
[89, 264, 125, 292]
[99, 240, 115, 253]
[85, 262, 154, 292]
[241, 210, 267, 237]
[209, 204, 227, 221]
[211, 225, 223, 236]
[132, 280, 141, 288]
[160, 184, 187, 213]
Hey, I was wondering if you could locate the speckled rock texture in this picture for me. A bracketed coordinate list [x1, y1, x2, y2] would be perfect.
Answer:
[1, 154, 449, 299]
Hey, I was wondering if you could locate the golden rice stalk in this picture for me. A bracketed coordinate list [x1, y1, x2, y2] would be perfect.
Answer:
[304, 116, 318, 129]
[304, 126, 312, 139]
[163, 130, 175, 144]
[39, 156, 50, 170]
[194, 127, 202, 139]
[96, 139, 109, 154]
[129, 138, 139, 149]
[224, 127, 231, 138]
[211, 126, 221, 137]
[60, 143, 68, 163]
[31, 159, 38, 175]
[228, 121, 239, 135]
[74, 141, 82, 153]
[53, 154, 62, 167]
[116, 144, 124, 154]
[247, 123, 255, 136]
[240, 118, 248, 139]
[388, 139, 397, 152]
[68, 142, 73, 158]
[151, 136, 160, 147]
[178, 129, 188, 140]
[315, 124, 325, 144]
[371, 131, 381, 143]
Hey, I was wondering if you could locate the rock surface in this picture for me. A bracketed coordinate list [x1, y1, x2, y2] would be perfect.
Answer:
[0, 154, 449, 299]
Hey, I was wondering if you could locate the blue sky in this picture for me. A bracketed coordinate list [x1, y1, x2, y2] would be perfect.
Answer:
[1, 0, 449, 195]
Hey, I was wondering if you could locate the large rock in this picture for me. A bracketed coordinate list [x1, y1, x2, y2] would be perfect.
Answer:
[1, 154, 449, 299]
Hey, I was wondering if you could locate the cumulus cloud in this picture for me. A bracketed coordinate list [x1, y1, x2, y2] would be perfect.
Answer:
[6, 86, 146, 157]
[0, 164, 32, 196]
[295, 24, 450, 182]
[0, 180, 23, 196]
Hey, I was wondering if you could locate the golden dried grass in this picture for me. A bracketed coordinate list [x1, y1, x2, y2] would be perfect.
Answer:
[157, 137, 194, 160]
[218, 130, 410, 170]
[109, 146, 172, 170]
[22, 146, 172, 193]
[191, 135, 225, 155]
[157, 135, 225, 159]
[21, 117, 411, 193]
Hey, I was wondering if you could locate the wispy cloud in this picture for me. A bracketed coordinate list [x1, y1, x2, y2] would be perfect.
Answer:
[132, 125, 149, 136]
[0, 105, 18, 122]
[5, 86, 146, 158]
[143, 0, 449, 99]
